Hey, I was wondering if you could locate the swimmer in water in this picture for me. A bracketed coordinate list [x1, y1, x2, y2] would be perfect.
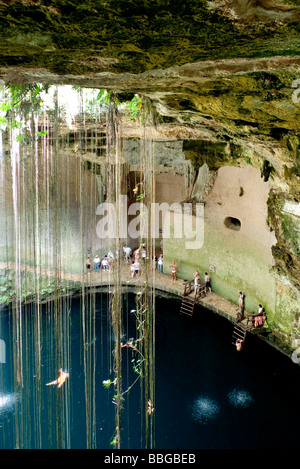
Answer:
[147, 399, 155, 415]
[46, 368, 69, 388]
[235, 339, 244, 352]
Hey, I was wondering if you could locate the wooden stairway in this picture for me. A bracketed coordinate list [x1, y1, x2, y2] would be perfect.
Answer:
[180, 295, 195, 317]
[231, 321, 248, 345]
[180, 279, 207, 318]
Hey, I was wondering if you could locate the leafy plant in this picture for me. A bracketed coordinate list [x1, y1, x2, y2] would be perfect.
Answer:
[102, 379, 113, 388]
[16, 134, 26, 142]
[37, 130, 48, 137]
[1, 84, 50, 141]
[125, 94, 142, 120]
[7, 120, 22, 129]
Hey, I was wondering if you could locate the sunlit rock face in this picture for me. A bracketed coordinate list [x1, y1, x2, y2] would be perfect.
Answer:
[0, 1, 299, 347]
[208, 0, 300, 25]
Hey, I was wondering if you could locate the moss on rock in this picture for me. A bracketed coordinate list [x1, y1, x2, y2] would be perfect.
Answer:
[267, 190, 300, 289]
[0, 0, 300, 73]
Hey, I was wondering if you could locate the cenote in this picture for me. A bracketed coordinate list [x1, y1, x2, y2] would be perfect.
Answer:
[1, 0, 300, 453]
[1, 293, 300, 450]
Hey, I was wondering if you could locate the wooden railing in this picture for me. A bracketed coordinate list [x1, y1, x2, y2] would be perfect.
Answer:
[183, 279, 206, 301]
[183, 279, 194, 296]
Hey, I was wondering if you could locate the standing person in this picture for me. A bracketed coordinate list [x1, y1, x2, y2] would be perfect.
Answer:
[257, 304, 263, 314]
[108, 255, 114, 271]
[94, 255, 100, 272]
[130, 262, 135, 278]
[169, 261, 177, 282]
[134, 248, 140, 261]
[194, 270, 200, 297]
[153, 255, 157, 270]
[133, 260, 140, 277]
[204, 272, 212, 293]
[194, 269, 200, 282]
[158, 254, 163, 274]
[101, 256, 108, 270]
[141, 245, 147, 262]
[86, 257, 91, 274]
[108, 250, 114, 261]
[123, 245, 132, 263]
[237, 291, 245, 321]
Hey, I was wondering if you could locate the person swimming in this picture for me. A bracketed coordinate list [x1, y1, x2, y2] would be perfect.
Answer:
[235, 339, 244, 352]
[147, 399, 155, 415]
[46, 368, 69, 388]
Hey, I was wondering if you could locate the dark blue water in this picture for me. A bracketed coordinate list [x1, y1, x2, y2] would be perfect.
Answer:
[0, 294, 300, 449]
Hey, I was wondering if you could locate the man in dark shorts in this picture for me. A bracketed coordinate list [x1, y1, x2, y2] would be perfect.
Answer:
[205, 272, 212, 293]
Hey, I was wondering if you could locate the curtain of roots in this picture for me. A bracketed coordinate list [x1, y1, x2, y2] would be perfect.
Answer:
[0, 86, 156, 449]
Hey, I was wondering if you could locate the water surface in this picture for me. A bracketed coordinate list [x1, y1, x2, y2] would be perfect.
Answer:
[0, 293, 299, 449]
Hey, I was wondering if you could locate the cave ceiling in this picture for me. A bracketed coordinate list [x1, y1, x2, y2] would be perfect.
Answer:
[0, 0, 300, 192]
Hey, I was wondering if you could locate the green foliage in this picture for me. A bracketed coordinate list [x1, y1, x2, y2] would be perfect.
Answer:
[59, 86, 142, 120]
[102, 379, 113, 388]
[36, 130, 48, 137]
[131, 357, 144, 376]
[0, 102, 13, 113]
[281, 213, 300, 258]
[1, 84, 50, 142]
[0, 270, 80, 306]
[125, 94, 142, 120]
[110, 436, 118, 447]
[7, 120, 22, 129]
[0, 272, 14, 305]
[95, 88, 142, 119]
[96, 89, 110, 102]
[4, 84, 47, 113]
[16, 134, 26, 142]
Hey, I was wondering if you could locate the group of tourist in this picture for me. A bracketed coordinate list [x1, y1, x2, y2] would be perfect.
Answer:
[86, 246, 215, 294]
[85, 243, 164, 278]
[86, 251, 116, 273]
[129, 246, 165, 278]
[127, 245, 145, 278]
[86, 245, 215, 302]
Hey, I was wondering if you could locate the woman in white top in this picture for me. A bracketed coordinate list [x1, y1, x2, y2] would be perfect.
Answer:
[94, 255, 100, 272]
[141, 248, 146, 262]
[257, 304, 263, 314]
[133, 261, 140, 277]
[158, 255, 163, 274]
